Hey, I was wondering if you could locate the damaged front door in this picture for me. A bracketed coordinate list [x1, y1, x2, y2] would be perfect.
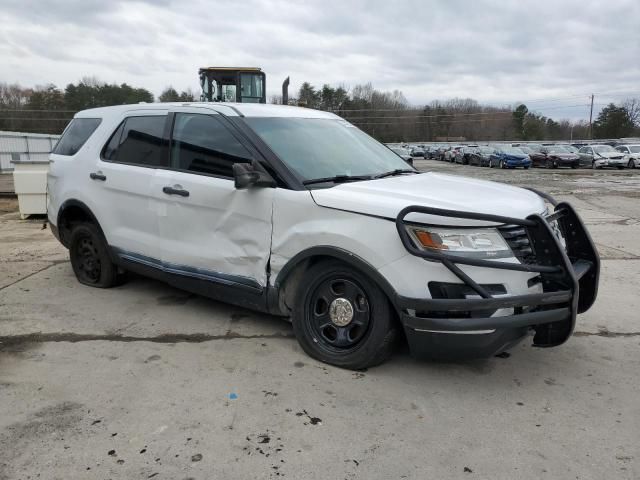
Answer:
[158, 110, 274, 293]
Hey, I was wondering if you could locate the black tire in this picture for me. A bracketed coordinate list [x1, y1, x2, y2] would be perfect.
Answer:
[69, 223, 120, 288]
[291, 260, 397, 370]
[499, 160, 505, 169]
[571, 163, 578, 169]
[524, 166, 529, 169]
[545, 159, 552, 169]
[628, 160, 635, 169]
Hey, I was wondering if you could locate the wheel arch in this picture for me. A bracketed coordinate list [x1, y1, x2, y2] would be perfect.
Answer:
[269, 246, 400, 317]
[57, 199, 107, 248]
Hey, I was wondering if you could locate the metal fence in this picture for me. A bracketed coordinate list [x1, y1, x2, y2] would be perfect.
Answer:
[0, 131, 60, 172]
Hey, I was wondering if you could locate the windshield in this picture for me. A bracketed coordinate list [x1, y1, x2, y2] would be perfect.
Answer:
[501, 147, 525, 155]
[631, 146, 640, 153]
[547, 146, 569, 153]
[244, 118, 411, 181]
[594, 145, 616, 153]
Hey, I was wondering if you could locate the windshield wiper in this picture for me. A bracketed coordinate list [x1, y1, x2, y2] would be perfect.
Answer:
[302, 174, 373, 186]
[373, 169, 418, 179]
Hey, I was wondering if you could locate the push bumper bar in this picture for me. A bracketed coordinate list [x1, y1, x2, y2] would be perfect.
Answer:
[395, 193, 600, 357]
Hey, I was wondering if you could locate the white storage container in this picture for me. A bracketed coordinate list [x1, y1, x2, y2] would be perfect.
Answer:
[12, 160, 50, 218]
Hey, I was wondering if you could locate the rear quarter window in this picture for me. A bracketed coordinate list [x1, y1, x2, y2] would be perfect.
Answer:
[52, 118, 102, 156]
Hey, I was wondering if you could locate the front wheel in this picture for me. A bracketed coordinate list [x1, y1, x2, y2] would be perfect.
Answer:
[292, 260, 397, 370]
[499, 160, 505, 169]
[628, 160, 635, 169]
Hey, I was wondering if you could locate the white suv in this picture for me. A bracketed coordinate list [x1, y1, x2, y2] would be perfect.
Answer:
[47, 103, 600, 369]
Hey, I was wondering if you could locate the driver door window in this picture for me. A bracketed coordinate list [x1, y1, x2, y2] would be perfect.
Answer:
[171, 113, 252, 178]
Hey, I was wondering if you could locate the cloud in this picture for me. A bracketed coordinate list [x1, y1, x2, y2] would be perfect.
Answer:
[1, 0, 638, 120]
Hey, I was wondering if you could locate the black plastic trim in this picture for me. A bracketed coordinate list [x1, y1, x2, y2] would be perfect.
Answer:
[402, 308, 570, 332]
[269, 246, 399, 315]
[394, 198, 600, 348]
[112, 248, 263, 293]
[56, 199, 107, 249]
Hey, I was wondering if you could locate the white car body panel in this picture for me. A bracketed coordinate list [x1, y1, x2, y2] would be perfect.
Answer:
[310, 173, 546, 226]
[159, 169, 274, 286]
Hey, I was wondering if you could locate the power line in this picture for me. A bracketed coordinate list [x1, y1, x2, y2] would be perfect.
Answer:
[339, 103, 602, 120]
[0, 117, 71, 121]
[0, 109, 77, 113]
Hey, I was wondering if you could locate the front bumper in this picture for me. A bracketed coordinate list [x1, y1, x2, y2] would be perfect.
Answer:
[394, 195, 600, 359]
[505, 159, 531, 167]
[595, 158, 626, 167]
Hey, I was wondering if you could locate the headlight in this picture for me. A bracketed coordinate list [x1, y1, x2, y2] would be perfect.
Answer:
[406, 226, 513, 259]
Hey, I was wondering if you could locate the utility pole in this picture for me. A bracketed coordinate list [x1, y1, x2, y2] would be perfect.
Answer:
[588, 94, 594, 139]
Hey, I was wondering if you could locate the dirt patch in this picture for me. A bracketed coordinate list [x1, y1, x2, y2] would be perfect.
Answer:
[0, 197, 18, 214]
[0, 401, 84, 480]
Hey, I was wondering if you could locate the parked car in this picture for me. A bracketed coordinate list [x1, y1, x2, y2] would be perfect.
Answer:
[390, 147, 414, 166]
[424, 145, 439, 159]
[468, 146, 494, 167]
[444, 145, 464, 163]
[529, 146, 580, 169]
[578, 145, 627, 169]
[435, 145, 449, 161]
[410, 147, 426, 158]
[455, 146, 479, 165]
[562, 145, 580, 154]
[489, 147, 532, 169]
[47, 103, 599, 368]
[615, 144, 640, 169]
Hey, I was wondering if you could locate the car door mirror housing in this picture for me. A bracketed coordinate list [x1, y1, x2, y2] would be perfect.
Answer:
[233, 160, 276, 189]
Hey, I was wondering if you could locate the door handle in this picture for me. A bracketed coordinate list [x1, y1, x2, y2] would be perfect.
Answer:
[89, 172, 106, 181]
[162, 186, 190, 197]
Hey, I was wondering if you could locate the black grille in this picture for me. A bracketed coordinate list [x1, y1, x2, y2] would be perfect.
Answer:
[499, 225, 536, 264]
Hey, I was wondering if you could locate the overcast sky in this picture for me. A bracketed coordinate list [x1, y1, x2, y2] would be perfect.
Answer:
[1, 0, 639, 120]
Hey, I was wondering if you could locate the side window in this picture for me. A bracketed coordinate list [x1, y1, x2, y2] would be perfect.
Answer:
[52, 118, 101, 156]
[102, 121, 125, 161]
[170, 113, 253, 178]
[107, 116, 167, 167]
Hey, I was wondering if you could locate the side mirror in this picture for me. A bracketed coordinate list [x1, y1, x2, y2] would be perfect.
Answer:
[233, 160, 276, 189]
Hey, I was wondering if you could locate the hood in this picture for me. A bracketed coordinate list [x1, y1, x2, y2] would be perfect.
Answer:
[310, 172, 546, 226]
[596, 152, 624, 159]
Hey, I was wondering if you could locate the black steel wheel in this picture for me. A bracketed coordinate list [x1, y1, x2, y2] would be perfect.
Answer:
[292, 260, 396, 369]
[69, 223, 120, 288]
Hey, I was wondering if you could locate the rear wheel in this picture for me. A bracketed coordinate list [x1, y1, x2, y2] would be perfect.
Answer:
[69, 223, 121, 288]
[499, 160, 505, 169]
[291, 260, 397, 370]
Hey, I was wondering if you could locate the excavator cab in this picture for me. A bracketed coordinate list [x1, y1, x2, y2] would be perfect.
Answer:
[199, 67, 266, 103]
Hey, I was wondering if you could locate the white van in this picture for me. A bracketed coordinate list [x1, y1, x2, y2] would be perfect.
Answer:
[47, 103, 600, 369]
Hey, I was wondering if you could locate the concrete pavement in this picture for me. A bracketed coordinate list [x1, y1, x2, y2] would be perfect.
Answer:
[1, 162, 639, 479]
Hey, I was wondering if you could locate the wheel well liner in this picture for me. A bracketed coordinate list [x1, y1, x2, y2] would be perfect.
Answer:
[269, 246, 400, 316]
[56, 199, 106, 248]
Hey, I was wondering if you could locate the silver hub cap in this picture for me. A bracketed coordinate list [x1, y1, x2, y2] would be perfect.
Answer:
[329, 298, 354, 327]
